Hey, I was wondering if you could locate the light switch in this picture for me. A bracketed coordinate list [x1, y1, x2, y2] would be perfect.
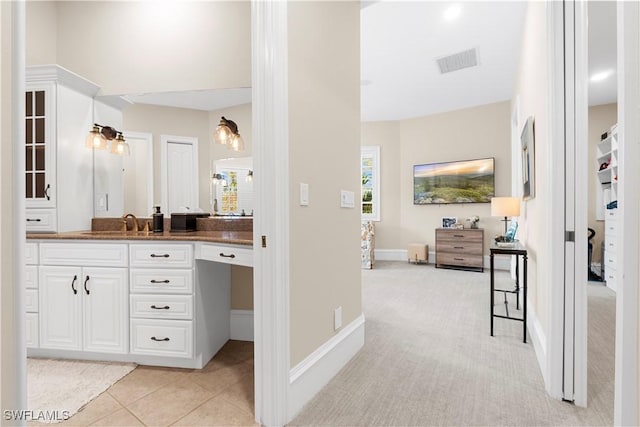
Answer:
[300, 183, 309, 206]
[340, 190, 355, 208]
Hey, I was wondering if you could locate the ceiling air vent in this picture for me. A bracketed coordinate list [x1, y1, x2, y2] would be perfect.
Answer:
[436, 48, 479, 74]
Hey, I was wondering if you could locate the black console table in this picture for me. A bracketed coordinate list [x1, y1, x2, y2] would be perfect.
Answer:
[489, 241, 528, 343]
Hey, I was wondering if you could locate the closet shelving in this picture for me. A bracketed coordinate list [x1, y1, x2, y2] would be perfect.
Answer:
[596, 124, 618, 291]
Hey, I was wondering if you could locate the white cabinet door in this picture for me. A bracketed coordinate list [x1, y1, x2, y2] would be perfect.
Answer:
[83, 267, 128, 354]
[39, 266, 82, 350]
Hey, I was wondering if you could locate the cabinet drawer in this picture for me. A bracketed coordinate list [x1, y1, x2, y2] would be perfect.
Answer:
[604, 255, 617, 272]
[605, 210, 617, 221]
[435, 241, 482, 255]
[130, 295, 193, 320]
[436, 252, 483, 268]
[130, 269, 193, 294]
[25, 289, 38, 312]
[25, 243, 38, 265]
[40, 243, 128, 267]
[436, 229, 483, 243]
[25, 265, 38, 289]
[604, 222, 616, 238]
[130, 244, 193, 268]
[25, 209, 57, 232]
[26, 313, 39, 348]
[196, 243, 253, 267]
[604, 238, 616, 255]
[130, 319, 192, 358]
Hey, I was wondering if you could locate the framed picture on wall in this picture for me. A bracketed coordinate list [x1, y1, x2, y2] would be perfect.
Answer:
[521, 116, 535, 200]
[441, 217, 457, 228]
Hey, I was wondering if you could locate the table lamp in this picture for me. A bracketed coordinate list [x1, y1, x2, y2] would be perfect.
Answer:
[491, 197, 520, 237]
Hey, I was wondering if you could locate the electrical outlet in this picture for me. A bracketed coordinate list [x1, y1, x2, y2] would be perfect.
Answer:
[334, 306, 343, 331]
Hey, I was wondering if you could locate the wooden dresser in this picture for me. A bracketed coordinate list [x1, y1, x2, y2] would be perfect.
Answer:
[435, 228, 484, 272]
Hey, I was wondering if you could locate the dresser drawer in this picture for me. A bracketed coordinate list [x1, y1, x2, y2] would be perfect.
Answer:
[130, 319, 193, 358]
[25, 209, 57, 232]
[196, 243, 253, 267]
[130, 295, 193, 320]
[436, 229, 483, 243]
[25, 243, 38, 265]
[604, 238, 616, 255]
[436, 253, 483, 268]
[25, 289, 38, 312]
[605, 210, 617, 221]
[130, 244, 193, 268]
[25, 265, 38, 289]
[604, 222, 617, 238]
[604, 256, 617, 273]
[435, 241, 482, 255]
[40, 243, 128, 267]
[130, 269, 193, 294]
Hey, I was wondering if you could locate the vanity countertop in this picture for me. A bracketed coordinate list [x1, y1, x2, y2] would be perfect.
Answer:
[26, 230, 253, 246]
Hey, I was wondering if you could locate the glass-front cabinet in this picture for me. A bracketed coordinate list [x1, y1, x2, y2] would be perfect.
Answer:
[25, 82, 56, 209]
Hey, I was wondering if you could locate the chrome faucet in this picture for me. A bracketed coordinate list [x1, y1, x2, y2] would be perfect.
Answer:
[122, 213, 140, 231]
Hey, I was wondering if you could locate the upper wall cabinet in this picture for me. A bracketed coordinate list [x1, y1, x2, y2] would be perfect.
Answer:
[25, 65, 100, 233]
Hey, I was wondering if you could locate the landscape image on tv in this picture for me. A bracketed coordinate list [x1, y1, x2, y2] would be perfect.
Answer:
[413, 157, 495, 204]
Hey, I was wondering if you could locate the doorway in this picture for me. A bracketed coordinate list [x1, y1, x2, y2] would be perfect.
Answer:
[160, 135, 199, 214]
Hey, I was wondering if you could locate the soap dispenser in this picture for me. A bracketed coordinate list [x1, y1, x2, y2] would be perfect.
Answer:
[152, 206, 164, 233]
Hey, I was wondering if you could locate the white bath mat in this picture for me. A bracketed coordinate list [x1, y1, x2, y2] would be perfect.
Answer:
[27, 358, 135, 423]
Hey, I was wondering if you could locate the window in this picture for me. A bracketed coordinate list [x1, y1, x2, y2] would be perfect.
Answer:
[361, 146, 380, 221]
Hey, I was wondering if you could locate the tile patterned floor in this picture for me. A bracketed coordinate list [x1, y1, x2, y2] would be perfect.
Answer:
[62, 340, 256, 427]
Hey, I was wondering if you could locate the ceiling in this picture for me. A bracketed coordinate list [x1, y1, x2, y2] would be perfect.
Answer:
[123, 2, 617, 119]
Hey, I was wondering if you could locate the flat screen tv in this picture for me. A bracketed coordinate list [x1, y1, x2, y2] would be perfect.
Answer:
[413, 157, 495, 204]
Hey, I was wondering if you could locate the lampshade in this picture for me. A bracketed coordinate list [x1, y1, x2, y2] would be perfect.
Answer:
[245, 170, 253, 183]
[85, 125, 107, 150]
[214, 116, 244, 152]
[229, 133, 245, 152]
[214, 123, 233, 145]
[109, 133, 129, 156]
[491, 197, 520, 217]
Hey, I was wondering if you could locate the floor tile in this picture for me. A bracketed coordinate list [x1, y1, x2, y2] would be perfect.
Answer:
[189, 361, 253, 397]
[107, 366, 191, 406]
[62, 392, 122, 426]
[171, 395, 257, 427]
[217, 340, 254, 363]
[219, 372, 254, 414]
[90, 408, 144, 426]
[126, 377, 213, 426]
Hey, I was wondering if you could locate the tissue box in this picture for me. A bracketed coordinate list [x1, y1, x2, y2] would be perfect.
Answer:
[170, 213, 210, 232]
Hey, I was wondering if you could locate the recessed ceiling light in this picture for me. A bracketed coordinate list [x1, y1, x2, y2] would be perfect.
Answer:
[590, 70, 613, 82]
[443, 4, 462, 21]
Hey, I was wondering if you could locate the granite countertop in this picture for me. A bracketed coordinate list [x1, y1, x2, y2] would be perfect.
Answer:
[26, 230, 253, 246]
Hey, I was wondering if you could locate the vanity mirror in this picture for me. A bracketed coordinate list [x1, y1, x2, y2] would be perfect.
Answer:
[212, 157, 254, 216]
[93, 88, 251, 218]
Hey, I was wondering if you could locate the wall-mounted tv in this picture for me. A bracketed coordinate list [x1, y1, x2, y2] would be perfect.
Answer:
[413, 157, 495, 204]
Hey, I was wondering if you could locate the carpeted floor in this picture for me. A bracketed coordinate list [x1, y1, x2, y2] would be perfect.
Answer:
[28, 358, 136, 423]
[290, 261, 615, 426]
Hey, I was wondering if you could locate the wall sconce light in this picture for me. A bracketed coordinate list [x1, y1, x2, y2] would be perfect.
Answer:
[245, 170, 253, 183]
[214, 116, 245, 152]
[86, 123, 129, 155]
[212, 173, 227, 187]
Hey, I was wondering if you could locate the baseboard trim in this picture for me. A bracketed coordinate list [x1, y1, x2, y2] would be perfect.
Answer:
[527, 302, 548, 386]
[288, 314, 365, 420]
[230, 309, 254, 342]
[374, 249, 511, 270]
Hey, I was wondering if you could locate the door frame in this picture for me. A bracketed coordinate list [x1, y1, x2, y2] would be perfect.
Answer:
[159, 135, 199, 214]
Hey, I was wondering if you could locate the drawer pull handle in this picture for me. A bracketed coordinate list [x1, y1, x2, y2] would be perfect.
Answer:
[150, 254, 170, 258]
[84, 275, 90, 295]
[454, 258, 464, 261]
[454, 246, 464, 249]
[151, 336, 170, 342]
[453, 235, 464, 238]
[150, 305, 170, 310]
[150, 279, 170, 284]
[26, 218, 41, 222]
[219, 253, 236, 259]
[71, 275, 78, 295]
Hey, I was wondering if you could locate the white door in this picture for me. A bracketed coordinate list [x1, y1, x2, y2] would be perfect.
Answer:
[82, 267, 128, 354]
[39, 266, 82, 350]
[122, 131, 153, 217]
[160, 135, 199, 215]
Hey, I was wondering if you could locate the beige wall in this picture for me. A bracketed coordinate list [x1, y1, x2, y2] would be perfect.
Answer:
[25, 1, 57, 66]
[288, 1, 361, 367]
[362, 101, 511, 254]
[53, 1, 250, 96]
[512, 1, 549, 333]
[588, 103, 617, 265]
